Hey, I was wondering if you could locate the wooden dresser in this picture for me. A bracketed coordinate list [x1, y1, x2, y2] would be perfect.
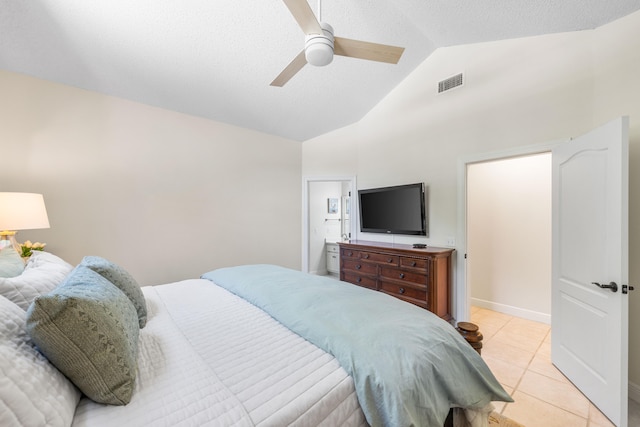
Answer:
[338, 240, 454, 320]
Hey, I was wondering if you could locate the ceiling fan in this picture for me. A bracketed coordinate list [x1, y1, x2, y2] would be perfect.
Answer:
[271, 0, 405, 87]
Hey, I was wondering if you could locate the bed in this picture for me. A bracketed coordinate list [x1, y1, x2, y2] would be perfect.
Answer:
[0, 252, 511, 427]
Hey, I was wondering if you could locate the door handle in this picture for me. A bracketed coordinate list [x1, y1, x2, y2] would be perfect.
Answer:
[592, 281, 618, 293]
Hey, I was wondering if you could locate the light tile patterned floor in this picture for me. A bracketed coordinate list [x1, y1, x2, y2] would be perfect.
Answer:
[471, 306, 640, 427]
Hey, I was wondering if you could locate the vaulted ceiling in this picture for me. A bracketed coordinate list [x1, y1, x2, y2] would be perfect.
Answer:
[2, 1, 639, 141]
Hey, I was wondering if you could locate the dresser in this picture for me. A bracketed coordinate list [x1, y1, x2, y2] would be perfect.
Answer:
[338, 240, 454, 320]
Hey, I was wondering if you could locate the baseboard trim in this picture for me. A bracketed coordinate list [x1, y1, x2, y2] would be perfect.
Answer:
[471, 298, 551, 325]
[630, 381, 640, 403]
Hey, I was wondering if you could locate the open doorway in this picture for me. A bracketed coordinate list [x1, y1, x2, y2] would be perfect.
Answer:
[455, 141, 558, 320]
[466, 152, 552, 324]
[302, 176, 357, 275]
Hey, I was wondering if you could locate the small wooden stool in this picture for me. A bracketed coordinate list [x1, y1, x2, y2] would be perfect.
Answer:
[456, 321, 483, 355]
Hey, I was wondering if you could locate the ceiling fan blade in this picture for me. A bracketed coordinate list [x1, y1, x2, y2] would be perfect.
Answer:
[282, 0, 322, 35]
[271, 50, 307, 87]
[334, 37, 405, 64]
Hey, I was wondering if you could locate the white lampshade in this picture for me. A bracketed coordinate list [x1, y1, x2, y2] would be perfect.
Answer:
[0, 193, 50, 231]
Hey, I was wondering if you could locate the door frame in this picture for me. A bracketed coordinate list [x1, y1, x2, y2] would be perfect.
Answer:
[455, 141, 563, 321]
[302, 175, 357, 273]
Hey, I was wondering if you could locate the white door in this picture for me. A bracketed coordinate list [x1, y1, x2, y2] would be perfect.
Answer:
[552, 117, 629, 426]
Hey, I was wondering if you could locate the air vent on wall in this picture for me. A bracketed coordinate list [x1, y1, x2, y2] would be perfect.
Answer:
[438, 73, 463, 93]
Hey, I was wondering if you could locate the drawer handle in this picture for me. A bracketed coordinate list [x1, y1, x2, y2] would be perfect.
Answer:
[399, 287, 406, 294]
[399, 273, 405, 279]
[411, 261, 417, 267]
[356, 264, 361, 270]
[357, 277, 362, 283]
[347, 251, 353, 256]
[363, 254, 369, 259]
[387, 258, 393, 263]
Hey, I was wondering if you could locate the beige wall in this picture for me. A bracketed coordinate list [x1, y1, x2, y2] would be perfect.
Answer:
[302, 11, 640, 390]
[0, 71, 302, 285]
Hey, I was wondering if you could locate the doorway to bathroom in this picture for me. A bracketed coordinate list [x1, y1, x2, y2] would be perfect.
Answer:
[302, 176, 357, 275]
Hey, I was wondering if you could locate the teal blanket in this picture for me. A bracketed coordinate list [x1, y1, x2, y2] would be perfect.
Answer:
[202, 265, 511, 427]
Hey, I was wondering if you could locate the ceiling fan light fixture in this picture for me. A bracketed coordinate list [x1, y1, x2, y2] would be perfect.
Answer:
[305, 22, 334, 66]
[272, 1, 405, 87]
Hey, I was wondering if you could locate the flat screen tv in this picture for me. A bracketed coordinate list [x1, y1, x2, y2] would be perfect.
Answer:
[358, 183, 427, 236]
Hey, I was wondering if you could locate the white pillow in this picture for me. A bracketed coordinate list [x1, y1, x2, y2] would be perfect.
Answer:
[0, 295, 80, 427]
[0, 251, 73, 310]
[0, 246, 25, 278]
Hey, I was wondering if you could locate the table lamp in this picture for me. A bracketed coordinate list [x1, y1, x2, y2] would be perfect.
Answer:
[0, 192, 50, 254]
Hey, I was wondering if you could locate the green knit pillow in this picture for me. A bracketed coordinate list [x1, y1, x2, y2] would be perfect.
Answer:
[26, 265, 139, 405]
[80, 256, 147, 328]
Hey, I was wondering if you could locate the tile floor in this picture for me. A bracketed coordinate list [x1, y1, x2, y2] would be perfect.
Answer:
[471, 306, 640, 427]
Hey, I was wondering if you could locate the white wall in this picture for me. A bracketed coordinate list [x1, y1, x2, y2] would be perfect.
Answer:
[468, 154, 552, 323]
[0, 70, 302, 285]
[302, 10, 640, 390]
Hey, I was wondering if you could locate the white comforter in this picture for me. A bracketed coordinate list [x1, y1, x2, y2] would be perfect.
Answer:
[72, 279, 366, 427]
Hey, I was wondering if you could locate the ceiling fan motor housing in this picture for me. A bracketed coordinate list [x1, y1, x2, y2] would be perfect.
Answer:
[305, 22, 334, 66]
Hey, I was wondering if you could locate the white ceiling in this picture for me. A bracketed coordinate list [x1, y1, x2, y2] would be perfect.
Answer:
[2, 1, 640, 141]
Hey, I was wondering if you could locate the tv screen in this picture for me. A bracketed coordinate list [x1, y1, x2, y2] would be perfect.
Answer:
[358, 183, 427, 236]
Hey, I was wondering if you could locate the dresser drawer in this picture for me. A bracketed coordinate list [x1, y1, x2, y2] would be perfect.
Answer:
[342, 272, 377, 290]
[379, 266, 427, 285]
[379, 280, 427, 302]
[342, 259, 378, 275]
[341, 248, 360, 259]
[360, 251, 399, 266]
[399, 257, 429, 272]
